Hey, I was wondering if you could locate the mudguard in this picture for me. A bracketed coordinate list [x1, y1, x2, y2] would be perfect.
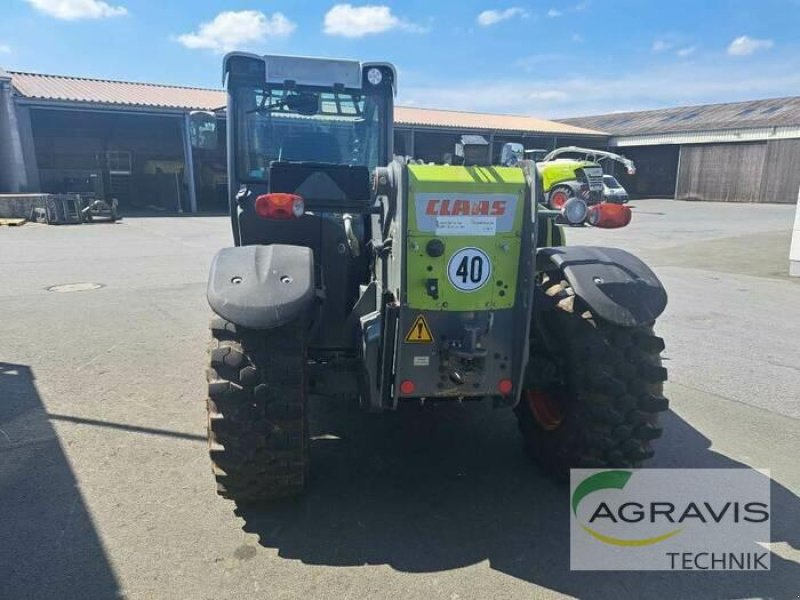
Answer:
[547, 180, 582, 196]
[537, 246, 667, 327]
[207, 244, 315, 329]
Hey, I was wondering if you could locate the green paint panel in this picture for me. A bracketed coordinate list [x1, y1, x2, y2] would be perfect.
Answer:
[538, 160, 592, 192]
[408, 164, 526, 186]
[406, 165, 527, 311]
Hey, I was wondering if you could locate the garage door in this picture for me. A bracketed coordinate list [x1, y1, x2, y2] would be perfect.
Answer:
[676, 142, 766, 203]
[760, 139, 800, 204]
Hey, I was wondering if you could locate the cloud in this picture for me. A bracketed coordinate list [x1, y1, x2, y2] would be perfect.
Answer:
[177, 10, 295, 53]
[528, 90, 569, 101]
[399, 57, 800, 117]
[653, 36, 697, 57]
[25, 0, 127, 20]
[476, 7, 528, 26]
[727, 35, 774, 56]
[547, 8, 563, 17]
[323, 4, 425, 37]
[652, 39, 672, 52]
[0, 44, 11, 53]
[515, 53, 566, 72]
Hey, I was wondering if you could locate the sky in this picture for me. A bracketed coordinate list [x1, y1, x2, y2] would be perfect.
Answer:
[1, 0, 800, 118]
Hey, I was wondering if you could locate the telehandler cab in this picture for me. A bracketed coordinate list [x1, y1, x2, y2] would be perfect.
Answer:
[193, 53, 669, 502]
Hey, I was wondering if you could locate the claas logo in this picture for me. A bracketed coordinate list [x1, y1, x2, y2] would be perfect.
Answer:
[425, 199, 507, 217]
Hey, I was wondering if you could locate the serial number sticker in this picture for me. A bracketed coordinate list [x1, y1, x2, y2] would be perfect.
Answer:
[447, 247, 492, 292]
[413, 356, 430, 367]
[435, 216, 496, 236]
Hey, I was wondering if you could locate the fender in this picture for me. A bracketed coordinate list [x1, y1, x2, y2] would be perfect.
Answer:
[537, 246, 667, 327]
[546, 180, 583, 196]
[207, 244, 315, 329]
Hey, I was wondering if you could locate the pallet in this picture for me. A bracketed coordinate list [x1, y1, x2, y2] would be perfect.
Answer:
[0, 218, 26, 227]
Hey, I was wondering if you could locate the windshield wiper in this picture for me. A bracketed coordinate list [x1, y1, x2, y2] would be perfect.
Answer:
[246, 99, 288, 115]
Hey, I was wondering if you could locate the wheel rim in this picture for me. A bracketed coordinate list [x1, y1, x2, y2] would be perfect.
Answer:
[526, 389, 565, 430]
[550, 190, 569, 209]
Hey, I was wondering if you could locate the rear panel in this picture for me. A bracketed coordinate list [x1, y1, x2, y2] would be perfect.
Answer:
[393, 165, 533, 400]
[406, 165, 525, 311]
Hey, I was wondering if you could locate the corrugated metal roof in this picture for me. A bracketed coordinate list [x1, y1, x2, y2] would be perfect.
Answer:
[10, 71, 225, 111]
[394, 106, 604, 135]
[558, 96, 800, 137]
[612, 126, 800, 147]
[8, 70, 604, 136]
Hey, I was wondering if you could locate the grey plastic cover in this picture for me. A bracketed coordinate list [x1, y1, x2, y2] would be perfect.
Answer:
[207, 244, 315, 329]
[539, 246, 667, 327]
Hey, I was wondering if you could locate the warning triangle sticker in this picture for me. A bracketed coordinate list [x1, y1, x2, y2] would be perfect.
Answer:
[405, 315, 434, 343]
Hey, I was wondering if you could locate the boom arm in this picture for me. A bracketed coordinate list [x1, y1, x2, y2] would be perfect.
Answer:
[542, 146, 636, 175]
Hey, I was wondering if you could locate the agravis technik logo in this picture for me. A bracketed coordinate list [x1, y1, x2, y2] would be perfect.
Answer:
[570, 469, 771, 571]
[572, 470, 683, 547]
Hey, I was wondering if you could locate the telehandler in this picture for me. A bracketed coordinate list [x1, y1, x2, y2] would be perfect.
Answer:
[192, 54, 668, 502]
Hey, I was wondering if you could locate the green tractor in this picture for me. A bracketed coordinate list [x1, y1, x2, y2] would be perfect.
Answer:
[535, 146, 636, 210]
[194, 53, 668, 503]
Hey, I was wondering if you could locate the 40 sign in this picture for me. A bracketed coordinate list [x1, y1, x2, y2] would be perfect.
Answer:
[447, 247, 492, 292]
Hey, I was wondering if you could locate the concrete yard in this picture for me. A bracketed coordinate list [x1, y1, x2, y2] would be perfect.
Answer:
[0, 199, 798, 599]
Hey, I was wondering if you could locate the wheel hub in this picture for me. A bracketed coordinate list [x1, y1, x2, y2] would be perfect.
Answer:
[526, 389, 565, 430]
[550, 190, 569, 209]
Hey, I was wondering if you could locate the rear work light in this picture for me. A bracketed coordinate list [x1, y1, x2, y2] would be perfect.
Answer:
[562, 197, 588, 225]
[254, 193, 304, 220]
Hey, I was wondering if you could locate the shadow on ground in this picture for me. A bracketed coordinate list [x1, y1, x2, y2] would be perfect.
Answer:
[0, 362, 121, 600]
[238, 399, 799, 598]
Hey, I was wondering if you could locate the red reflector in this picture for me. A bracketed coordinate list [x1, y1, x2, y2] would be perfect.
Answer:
[498, 378, 513, 396]
[399, 380, 416, 395]
[254, 193, 304, 220]
[587, 203, 632, 229]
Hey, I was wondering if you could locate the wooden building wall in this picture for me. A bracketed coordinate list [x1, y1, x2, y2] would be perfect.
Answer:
[760, 139, 800, 203]
[676, 139, 800, 204]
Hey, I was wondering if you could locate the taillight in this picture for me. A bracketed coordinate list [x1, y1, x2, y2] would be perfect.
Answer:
[399, 380, 416, 395]
[254, 193, 304, 219]
[587, 203, 632, 229]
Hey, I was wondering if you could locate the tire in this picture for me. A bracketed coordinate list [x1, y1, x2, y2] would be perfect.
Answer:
[206, 315, 309, 502]
[515, 275, 668, 477]
[548, 186, 573, 210]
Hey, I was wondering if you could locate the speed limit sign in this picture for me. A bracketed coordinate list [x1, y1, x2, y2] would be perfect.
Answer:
[447, 247, 492, 292]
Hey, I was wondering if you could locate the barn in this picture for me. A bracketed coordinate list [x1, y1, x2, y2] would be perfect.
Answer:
[0, 67, 605, 214]
[559, 97, 800, 204]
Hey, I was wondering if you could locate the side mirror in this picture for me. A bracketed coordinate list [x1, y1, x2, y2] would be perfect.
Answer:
[500, 143, 524, 166]
[188, 111, 218, 150]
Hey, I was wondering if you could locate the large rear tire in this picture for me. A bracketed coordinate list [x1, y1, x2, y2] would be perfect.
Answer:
[516, 276, 668, 477]
[206, 316, 309, 502]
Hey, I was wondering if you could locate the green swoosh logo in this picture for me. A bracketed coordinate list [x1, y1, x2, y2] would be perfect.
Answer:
[572, 470, 633, 516]
[572, 470, 682, 546]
